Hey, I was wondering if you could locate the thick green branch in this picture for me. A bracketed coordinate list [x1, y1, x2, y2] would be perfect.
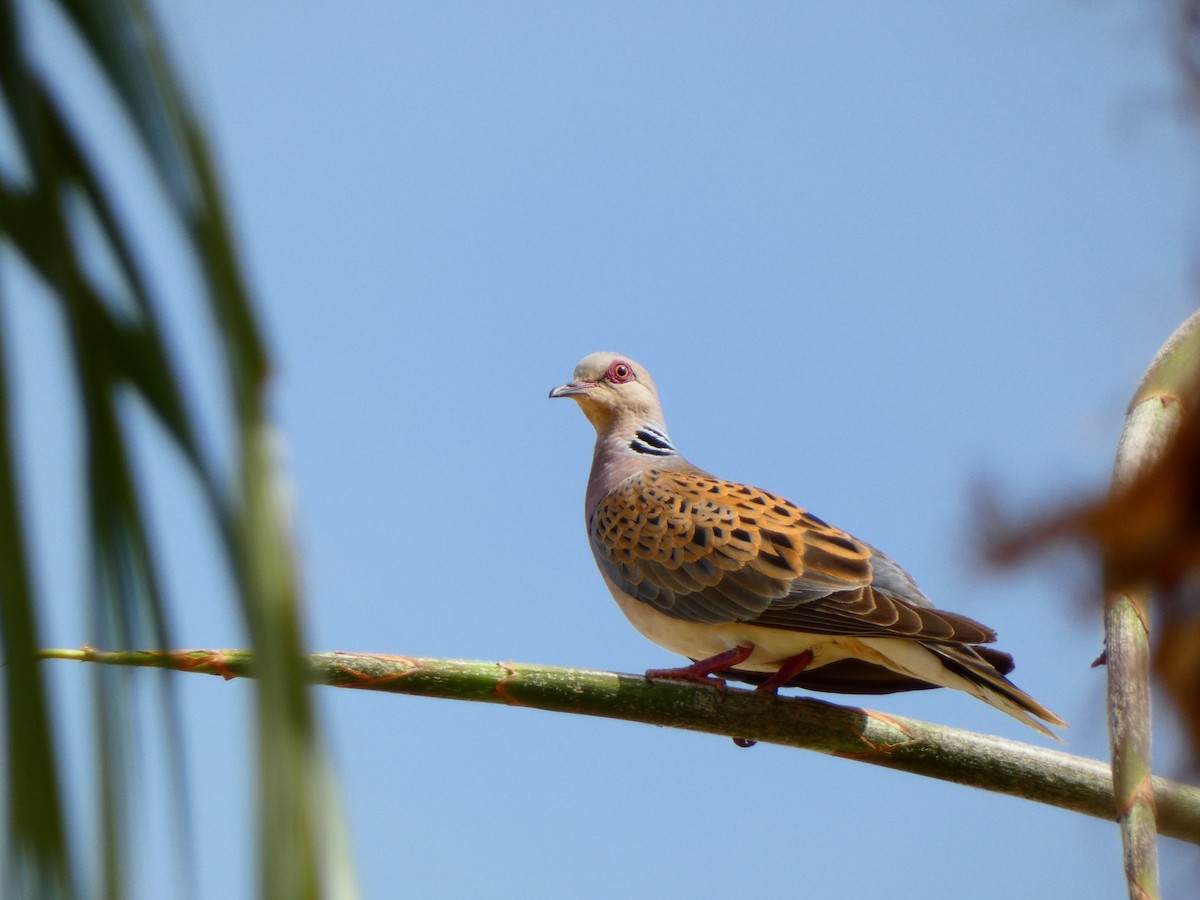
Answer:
[41, 647, 1200, 845]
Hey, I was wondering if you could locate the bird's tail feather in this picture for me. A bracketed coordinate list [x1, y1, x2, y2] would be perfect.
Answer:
[927, 643, 1067, 741]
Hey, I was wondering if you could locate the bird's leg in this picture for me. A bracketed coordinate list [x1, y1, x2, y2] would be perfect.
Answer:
[645, 645, 754, 690]
[753, 650, 815, 696]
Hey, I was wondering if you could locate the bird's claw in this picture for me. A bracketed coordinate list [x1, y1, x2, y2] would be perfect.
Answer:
[643, 646, 754, 693]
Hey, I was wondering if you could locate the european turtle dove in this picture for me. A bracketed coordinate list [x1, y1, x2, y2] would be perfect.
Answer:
[550, 351, 1065, 738]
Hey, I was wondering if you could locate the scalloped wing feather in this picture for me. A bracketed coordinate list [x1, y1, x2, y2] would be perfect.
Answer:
[591, 468, 996, 644]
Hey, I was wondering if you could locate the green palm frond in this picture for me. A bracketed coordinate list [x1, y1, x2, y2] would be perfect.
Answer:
[0, 0, 354, 896]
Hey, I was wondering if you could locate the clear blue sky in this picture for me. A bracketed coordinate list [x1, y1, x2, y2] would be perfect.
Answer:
[13, 2, 1199, 897]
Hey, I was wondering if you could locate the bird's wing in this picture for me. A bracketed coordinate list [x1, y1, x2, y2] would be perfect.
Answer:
[590, 468, 995, 644]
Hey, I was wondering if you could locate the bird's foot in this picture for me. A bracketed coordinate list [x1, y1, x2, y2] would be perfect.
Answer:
[753, 650, 815, 696]
[645, 646, 754, 692]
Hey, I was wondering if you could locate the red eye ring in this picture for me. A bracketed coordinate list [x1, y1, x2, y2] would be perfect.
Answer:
[607, 361, 634, 383]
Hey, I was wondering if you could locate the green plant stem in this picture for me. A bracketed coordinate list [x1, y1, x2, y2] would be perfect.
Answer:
[40, 647, 1200, 846]
[1104, 594, 1159, 898]
[1102, 309, 1200, 899]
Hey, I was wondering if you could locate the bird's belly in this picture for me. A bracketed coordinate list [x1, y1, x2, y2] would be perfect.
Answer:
[609, 581, 870, 672]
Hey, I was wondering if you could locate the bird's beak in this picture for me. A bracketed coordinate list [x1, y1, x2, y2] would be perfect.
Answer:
[548, 381, 596, 399]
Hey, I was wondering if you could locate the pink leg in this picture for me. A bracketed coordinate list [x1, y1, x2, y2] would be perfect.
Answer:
[645, 646, 754, 691]
[754, 650, 814, 696]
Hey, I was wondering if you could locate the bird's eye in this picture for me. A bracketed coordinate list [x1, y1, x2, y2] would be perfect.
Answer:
[607, 361, 634, 383]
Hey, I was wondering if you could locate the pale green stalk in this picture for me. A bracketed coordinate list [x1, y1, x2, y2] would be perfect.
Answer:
[1105, 309, 1200, 899]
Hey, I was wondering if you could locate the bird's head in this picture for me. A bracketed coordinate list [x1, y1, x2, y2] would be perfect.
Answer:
[549, 351, 664, 433]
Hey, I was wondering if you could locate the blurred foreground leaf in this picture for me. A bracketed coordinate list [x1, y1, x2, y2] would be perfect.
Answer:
[986, 311, 1200, 762]
[0, 0, 354, 896]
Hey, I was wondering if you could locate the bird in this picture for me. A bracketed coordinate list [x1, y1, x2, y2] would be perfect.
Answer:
[549, 351, 1066, 739]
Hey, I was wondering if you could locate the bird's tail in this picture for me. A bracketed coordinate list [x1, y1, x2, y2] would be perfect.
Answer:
[926, 643, 1067, 741]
